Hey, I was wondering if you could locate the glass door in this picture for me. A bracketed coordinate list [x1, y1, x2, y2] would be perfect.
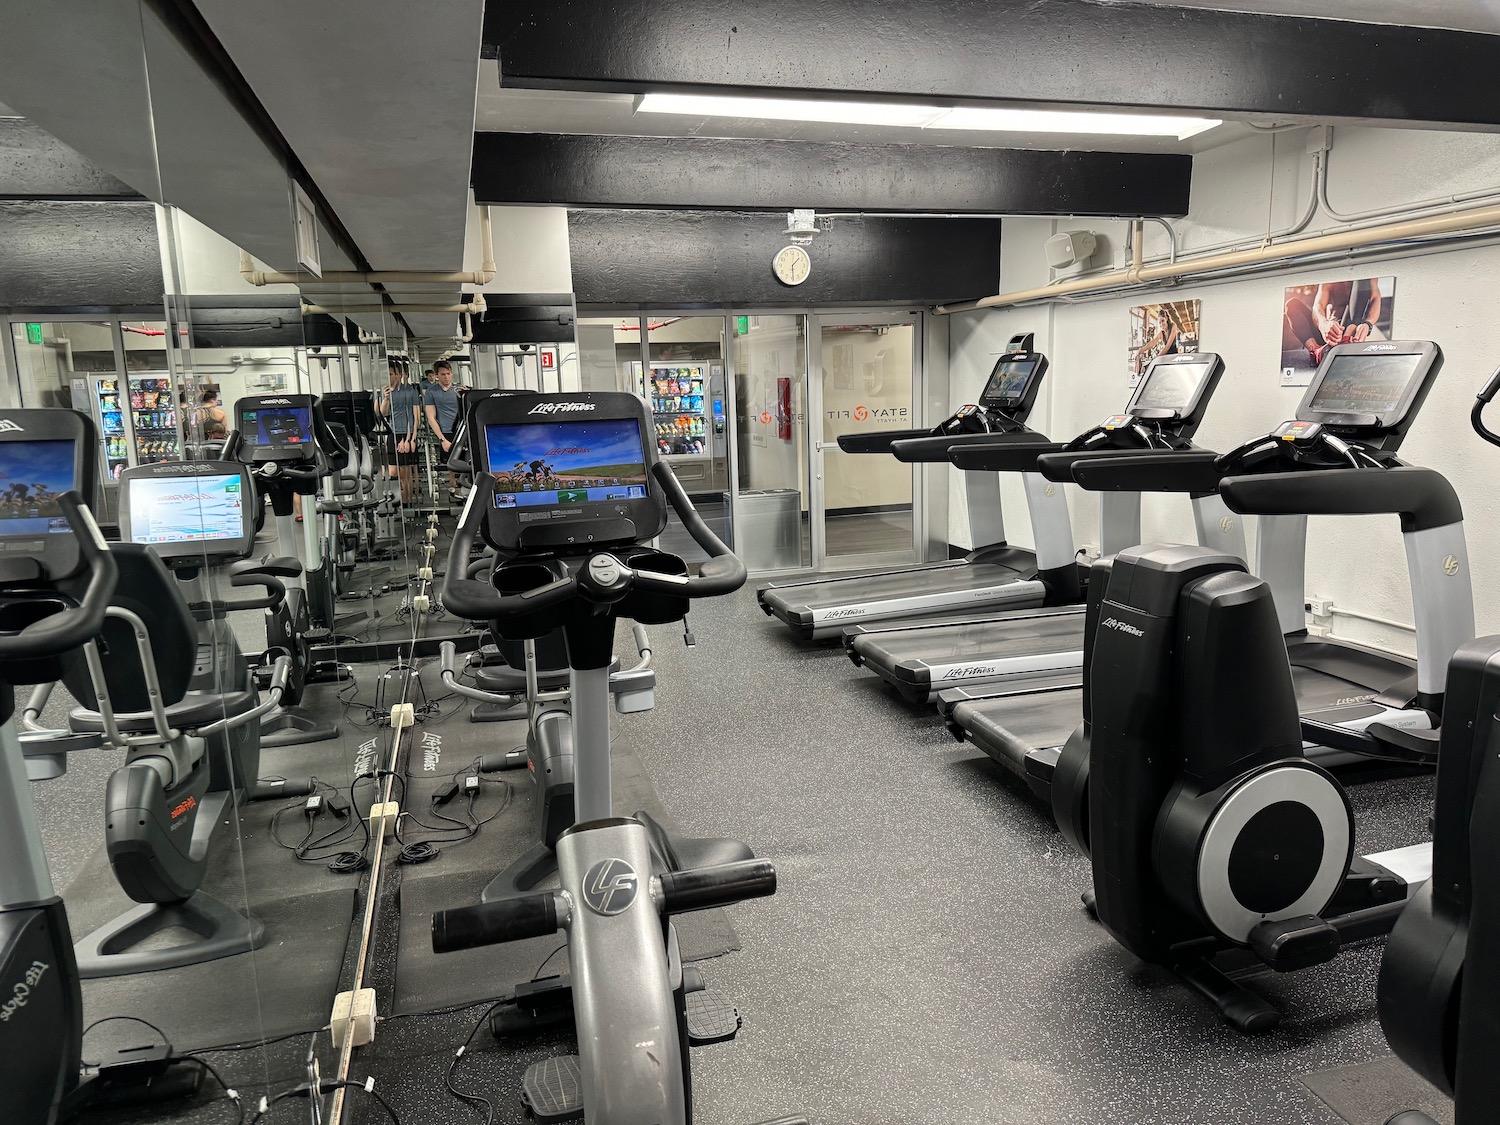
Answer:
[811, 313, 920, 570]
[731, 313, 811, 572]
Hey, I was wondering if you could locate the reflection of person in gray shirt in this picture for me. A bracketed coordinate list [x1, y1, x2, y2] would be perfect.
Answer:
[424, 361, 461, 447]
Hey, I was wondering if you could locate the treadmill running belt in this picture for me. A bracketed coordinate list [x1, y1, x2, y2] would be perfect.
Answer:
[955, 686, 1083, 775]
[765, 560, 1032, 614]
[854, 611, 1084, 670]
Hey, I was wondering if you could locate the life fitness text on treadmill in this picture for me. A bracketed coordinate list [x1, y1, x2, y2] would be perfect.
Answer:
[0, 961, 48, 1022]
[1101, 617, 1145, 637]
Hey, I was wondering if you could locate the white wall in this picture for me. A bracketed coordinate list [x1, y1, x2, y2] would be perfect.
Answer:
[948, 124, 1500, 654]
[462, 199, 572, 294]
[160, 207, 299, 296]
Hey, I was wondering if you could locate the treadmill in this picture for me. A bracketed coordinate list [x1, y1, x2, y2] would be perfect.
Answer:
[756, 335, 1077, 640]
[949, 339, 1473, 800]
[846, 352, 1242, 703]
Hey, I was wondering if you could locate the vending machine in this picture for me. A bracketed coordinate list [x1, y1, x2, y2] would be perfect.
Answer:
[127, 374, 181, 465]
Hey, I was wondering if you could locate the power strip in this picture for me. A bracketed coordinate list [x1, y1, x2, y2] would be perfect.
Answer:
[390, 702, 416, 729]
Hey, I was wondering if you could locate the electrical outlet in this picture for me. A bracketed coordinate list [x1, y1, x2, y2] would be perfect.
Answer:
[413, 594, 430, 614]
[330, 988, 376, 1049]
[1079, 543, 1101, 561]
[1307, 596, 1334, 616]
[366, 801, 399, 837]
[390, 702, 416, 729]
[418, 566, 433, 581]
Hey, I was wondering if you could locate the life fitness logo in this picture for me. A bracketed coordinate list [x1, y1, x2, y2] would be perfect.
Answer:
[528, 402, 595, 415]
[0, 420, 24, 434]
[581, 858, 639, 915]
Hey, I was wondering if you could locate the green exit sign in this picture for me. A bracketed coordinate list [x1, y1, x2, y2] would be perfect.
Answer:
[25, 323, 43, 345]
[735, 316, 749, 336]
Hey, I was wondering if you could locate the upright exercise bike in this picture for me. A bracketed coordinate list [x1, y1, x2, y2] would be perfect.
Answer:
[432, 391, 799, 1125]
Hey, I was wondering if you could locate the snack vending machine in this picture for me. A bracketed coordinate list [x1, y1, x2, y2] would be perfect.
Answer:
[70, 375, 131, 480]
[128, 374, 181, 465]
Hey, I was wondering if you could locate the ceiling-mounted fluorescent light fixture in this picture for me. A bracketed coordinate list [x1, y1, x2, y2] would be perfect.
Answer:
[635, 92, 1220, 141]
[937, 106, 1219, 139]
[635, 92, 937, 127]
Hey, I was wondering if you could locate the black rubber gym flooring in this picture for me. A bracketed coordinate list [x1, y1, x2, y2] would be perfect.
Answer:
[30, 506, 1446, 1123]
[339, 585, 1440, 1125]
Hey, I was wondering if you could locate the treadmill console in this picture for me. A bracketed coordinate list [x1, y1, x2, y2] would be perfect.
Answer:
[0, 409, 96, 581]
[1295, 341, 1441, 450]
[236, 394, 321, 464]
[118, 460, 255, 564]
[470, 391, 666, 553]
[1126, 352, 1225, 437]
[977, 351, 1048, 421]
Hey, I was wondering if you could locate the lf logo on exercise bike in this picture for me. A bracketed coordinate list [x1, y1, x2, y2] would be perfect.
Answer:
[582, 858, 639, 915]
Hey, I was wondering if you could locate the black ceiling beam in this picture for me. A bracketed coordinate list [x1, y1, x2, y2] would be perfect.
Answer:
[485, 0, 1500, 129]
[474, 133, 1192, 217]
[472, 293, 577, 344]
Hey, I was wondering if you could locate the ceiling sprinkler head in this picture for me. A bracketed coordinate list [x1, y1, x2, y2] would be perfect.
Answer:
[786, 208, 820, 245]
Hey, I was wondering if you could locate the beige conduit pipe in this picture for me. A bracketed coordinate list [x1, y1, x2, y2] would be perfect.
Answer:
[240, 205, 497, 286]
[937, 198, 1500, 315]
[301, 294, 487, 315]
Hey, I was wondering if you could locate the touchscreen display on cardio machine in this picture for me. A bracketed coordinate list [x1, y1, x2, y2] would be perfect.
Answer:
[126, 473, 245, 544]
[1133, 359, 1212, 412]
[242, 406, 314, 447]
[981, 359, 1036, 403]
[484, 418, 649, 509]
[0, 439, 75, 536]
[1310, 353, 1423, 414]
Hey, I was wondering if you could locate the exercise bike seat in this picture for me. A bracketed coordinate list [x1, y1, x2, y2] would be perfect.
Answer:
[634, 810, 755, 872]
[474, 654, 619, 695]
[231, 555, 303, 579]
[69, 685, 260, 735]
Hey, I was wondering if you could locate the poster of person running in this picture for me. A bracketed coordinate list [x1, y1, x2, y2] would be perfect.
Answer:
[1127, 300, 1202, 384]
[1281, 277, 1397, 387]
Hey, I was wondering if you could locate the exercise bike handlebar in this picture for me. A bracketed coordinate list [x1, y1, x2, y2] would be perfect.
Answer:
[430, 859, 776, 954]
[0, 493, 117, 660]
[432, 891, 562, 953]
[1473, 365, 1500, 448]
[442, 465, 747, 622]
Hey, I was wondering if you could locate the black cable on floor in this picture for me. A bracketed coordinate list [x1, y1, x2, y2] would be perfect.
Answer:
[181, 1055, 245, 1124]
[444, 1001, 505, 1125]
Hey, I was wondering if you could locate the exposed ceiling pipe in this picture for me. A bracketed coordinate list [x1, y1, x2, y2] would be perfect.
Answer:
[239, 205, 497, 286]
[936, 197, 1500, 314]
[301, 294, 486, 315]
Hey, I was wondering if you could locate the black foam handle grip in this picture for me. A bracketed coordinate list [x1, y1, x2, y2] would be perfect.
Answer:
[658, 860, 777, 916]
[432, 894, 559, 953]
[0, 493, 118, 659]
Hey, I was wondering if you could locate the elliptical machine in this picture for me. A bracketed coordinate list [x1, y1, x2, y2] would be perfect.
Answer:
[432, 391, 797, 1125]
[1377, 369, 1500, 1124]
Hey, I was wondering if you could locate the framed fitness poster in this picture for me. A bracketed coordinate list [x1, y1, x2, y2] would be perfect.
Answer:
[1281, 276, 1397, 386]
[1127, 300, 1202, 384]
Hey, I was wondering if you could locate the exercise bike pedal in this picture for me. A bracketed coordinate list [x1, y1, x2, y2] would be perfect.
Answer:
[685, 987, 742, 1044]
[1247, 914, 1341, 972]
[520, 1055, 584, 1122]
